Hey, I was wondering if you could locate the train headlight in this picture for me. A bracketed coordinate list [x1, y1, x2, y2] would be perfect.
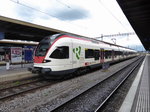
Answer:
[43, 59, 51, 63]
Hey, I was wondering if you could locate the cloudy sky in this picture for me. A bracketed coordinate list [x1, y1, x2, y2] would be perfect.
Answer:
[0, 0, 145, 51]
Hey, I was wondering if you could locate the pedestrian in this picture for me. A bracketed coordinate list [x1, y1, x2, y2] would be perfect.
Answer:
[5, 53, 10, 70]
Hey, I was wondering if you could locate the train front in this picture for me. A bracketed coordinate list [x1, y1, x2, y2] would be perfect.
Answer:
[28, 34, 60, 76]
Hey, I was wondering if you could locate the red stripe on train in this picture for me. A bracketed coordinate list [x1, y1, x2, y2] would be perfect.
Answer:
[33, 34, 90, 63]
[34, 56, 45, 63]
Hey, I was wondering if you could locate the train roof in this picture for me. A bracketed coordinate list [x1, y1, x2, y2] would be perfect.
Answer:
[58, 33, 136, 52]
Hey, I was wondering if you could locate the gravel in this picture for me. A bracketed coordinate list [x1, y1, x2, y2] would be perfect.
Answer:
[0, 57, 140, 112]
[52, 58, 142, 112]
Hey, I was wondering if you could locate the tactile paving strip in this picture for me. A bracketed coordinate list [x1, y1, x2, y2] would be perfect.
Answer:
[133, 56, 150, 112]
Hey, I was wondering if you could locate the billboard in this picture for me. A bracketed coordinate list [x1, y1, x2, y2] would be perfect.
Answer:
[11, 47, 22, 63]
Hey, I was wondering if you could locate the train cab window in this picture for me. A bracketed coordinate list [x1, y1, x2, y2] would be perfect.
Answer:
[50, 46, 69, 59]
[35, 43, 49, 56]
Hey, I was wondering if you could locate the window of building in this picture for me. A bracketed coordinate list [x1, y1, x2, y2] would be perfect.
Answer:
[50, 46, 69, 59]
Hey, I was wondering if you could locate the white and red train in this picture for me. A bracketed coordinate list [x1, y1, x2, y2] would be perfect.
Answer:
[29, 33, 137, 78]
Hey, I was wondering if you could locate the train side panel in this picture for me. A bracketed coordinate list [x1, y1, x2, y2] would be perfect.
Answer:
[30, 34, 138, 78]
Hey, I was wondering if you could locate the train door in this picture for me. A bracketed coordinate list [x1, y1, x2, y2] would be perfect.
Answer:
[100, 48, 104, 63]
[112, 50, 114, 61]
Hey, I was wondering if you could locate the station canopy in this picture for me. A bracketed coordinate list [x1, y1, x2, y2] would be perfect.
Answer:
[117, 0, 150, 51]
[0, 16, 80, 42]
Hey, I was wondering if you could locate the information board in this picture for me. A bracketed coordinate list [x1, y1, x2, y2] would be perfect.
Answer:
[11, 47, 22, 63]
[24, 46, 33, 61]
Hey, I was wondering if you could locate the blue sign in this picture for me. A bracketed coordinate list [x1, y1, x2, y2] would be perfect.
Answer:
[24, 46, 33, 61]
[102, 62, 110, 70]
[0, 32, 4, 40]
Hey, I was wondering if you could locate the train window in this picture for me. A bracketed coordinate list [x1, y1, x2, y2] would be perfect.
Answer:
[50, 46, 69, 59]
[105, 50, 111, 59]
[85, 49, 94, 58]
[113, 51, 116, 58]
[105, 50, 108, 59]
[124, 52, 128, 56]
[94, 50, 100, 60]
[116, 51, 122, 56]
[35, 43, 49, 56]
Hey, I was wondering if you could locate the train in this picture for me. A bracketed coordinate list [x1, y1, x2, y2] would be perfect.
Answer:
[29, 33, 137, 78]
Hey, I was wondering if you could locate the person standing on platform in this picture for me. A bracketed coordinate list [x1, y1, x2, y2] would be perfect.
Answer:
[5, 53, 10, 70]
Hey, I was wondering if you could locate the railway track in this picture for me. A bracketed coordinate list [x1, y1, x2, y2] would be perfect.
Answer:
[50, 56, 144, 112]
[0, 56, 144, 112]
[0, 79, 55, 101]
[94, 56, 144, 112]
[0, 58, 127, 101]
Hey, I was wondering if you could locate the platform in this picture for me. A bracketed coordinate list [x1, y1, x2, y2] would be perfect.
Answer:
[119, 54, 150, 112]
[0, 63, 38, 83]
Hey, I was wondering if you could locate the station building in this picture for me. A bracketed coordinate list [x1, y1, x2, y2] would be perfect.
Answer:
[0, 16, 82, 65]
[0, 39, 38, 65]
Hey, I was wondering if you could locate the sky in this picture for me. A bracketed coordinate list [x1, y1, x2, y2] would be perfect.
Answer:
[0, 0, 145, 51]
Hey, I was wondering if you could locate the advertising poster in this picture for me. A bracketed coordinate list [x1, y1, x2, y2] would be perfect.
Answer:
[11, 47, 22, 63]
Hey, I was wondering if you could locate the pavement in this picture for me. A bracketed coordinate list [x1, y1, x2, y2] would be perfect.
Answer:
[119, 54, 149, 112]
[0, 63, 38, 83]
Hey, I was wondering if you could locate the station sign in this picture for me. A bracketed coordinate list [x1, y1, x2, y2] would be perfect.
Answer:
[11, 47, 22, 63]
[24, 46, 33, 62]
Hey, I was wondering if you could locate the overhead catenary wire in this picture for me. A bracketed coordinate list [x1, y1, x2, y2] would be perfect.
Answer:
[98, 0, 130, 32]
[9, 0, 87, 30]
[10, 0, 58, 18]
[55, 0, 71, 8]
